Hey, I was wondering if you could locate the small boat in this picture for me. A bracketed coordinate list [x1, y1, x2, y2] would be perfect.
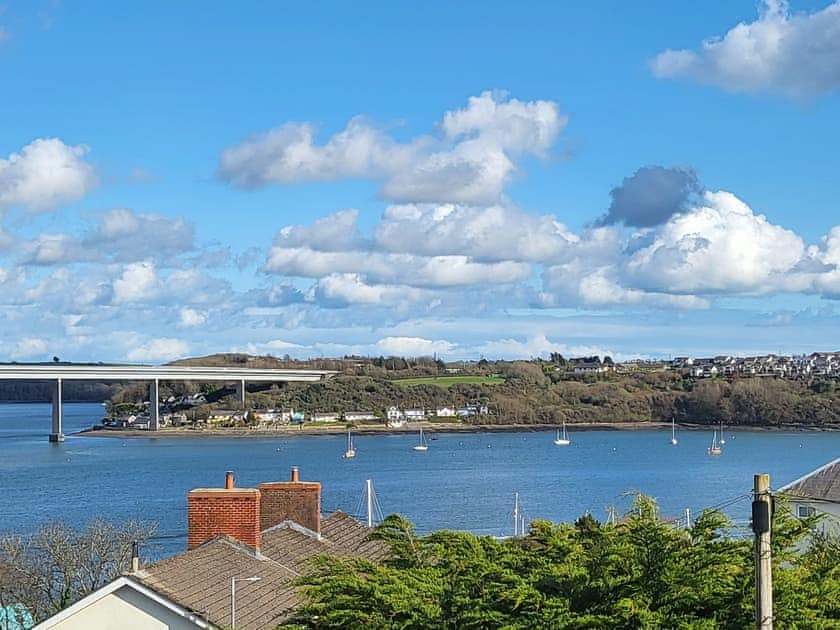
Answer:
[670, 416, 678, 445]
[553, 421, 570, 446]
[412, 424, 429, 451]
[718, 421, 726, 445]
[707, 430, 722, 456]
[343, 428, 356, 459]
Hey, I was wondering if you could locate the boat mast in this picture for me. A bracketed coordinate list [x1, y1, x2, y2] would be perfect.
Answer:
[513, 492, 519, 536]
[366, 479, 373, 528]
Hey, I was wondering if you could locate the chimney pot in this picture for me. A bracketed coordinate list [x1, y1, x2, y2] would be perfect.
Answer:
[225, 471, 235, 489]
[290, 467, 299, 482]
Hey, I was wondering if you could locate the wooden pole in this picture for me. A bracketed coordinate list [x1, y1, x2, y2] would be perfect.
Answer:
[753, 473, 773, 629]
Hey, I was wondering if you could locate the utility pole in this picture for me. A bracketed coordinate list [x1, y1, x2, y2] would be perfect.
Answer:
[753, 473, 773, 629]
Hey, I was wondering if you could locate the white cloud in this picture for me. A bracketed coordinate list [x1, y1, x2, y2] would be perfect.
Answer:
[624, 190, 805, 293]
[265, 245, 531, 287]
[275, 209, 361, 251]
[219, 91, 566, 204]
[0, 138, 97, 211]
[650, 0, 840, 98]
[125, 338, 190, 363]
[179, 307, 206, 327]
[11, 337, 48, 359]
[474, 334, 616, 361]
[375, 336, 455, 357]
[374, 202, 578, 262]
[112, 261, 158, 303]
[309, 273, 432, 306]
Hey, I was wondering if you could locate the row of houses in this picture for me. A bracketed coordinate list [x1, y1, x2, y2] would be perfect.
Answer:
[671, 352, 840, 379]
[154, 405, 491, 428]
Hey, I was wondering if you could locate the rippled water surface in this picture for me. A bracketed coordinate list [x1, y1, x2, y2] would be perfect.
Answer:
[2, 403, 838, 557]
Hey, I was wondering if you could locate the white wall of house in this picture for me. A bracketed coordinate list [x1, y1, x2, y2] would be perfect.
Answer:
[36, 584, 205, 630]
[790, 499, 840, 537]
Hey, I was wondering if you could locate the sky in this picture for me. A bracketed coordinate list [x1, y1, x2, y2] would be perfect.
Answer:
[2, 0, 840, 363]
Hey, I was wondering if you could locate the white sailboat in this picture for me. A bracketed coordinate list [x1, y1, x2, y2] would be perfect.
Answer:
[707, 430, 722, 456]
[553, 421, 570, 446]
[670, 416, 678, 445]
[342, 427, 356, 458]
[718, 421, 726, 445]
[412, 424, 429, 451]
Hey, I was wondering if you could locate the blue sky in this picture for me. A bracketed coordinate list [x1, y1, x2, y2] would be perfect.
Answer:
[2, 0, 840, 363]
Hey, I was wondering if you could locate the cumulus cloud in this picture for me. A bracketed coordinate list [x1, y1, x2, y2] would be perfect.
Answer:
[15, 208, 197, 266]
[624, 190, 806, 293]
[0, 138, 97, 211]
[375, 336, 455, 357]
[125, 338, 190, 363]
[597, 166, 702, 228]
[220, 91, 566, 204]
[113, 261, 158, 303]
[10, 337, 48, 359]
[179, 307, 206, 327]
[650, 0, 840, 98]
[265, 245, 531, 288]
[374, 202, 578, 262]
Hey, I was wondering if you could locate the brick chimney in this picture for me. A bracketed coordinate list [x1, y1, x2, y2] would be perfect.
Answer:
[187, 471, 261, 550]
[259, 467, 321, 534]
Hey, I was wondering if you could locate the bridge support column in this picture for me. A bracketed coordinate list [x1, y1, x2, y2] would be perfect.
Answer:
[149, 379, 159, 431]
[235, 379, 246, 410]
[49, 378, 64, 442]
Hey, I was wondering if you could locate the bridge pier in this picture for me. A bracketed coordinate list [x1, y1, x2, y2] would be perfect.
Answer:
[149, 379, 159, 431]
[49, 378, 64, 442]
[235, 379, 246, 409]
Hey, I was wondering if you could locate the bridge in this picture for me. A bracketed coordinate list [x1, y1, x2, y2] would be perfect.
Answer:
[0, 364, 335, 442]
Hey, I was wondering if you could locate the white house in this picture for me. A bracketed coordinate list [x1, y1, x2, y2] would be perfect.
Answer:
[344, 411, 379, 422]
[436, 407, 456, 418]
[386, 406, 403, 421]
[778, 457, 840, 538]
[32, 576, 212, 629]
[403, 409, 425, 420]
[309, 412, 340, 423]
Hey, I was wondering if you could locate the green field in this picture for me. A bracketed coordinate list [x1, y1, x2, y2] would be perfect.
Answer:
[393, 375, 504, 387]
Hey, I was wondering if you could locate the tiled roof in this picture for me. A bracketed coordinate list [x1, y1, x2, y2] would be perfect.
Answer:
[135, 536, 299, 630]
[779, 457, 840, 502]
[321, 510, 390, 562]
[133, 511, 388, 630]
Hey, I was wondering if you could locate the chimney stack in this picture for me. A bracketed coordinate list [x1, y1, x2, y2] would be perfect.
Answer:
[187, 471, 261, 550]
[259, 467, 321, 534]
[130, 541, 139, 573]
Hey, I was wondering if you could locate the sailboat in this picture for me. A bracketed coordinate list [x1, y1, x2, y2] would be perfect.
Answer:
[718, 421, 726, 445]
[342, 427, 356, 458]
[670, 416, 678, 445]
[553, 420, 570, 446]
[707, 430, 722, 456]
[412, 424, 429, 451]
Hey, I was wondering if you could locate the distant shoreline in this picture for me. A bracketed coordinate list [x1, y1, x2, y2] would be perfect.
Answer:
[74, 420, 840, 439]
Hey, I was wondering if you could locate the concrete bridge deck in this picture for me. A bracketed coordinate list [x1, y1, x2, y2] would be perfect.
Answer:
[0, 364, 336, 442]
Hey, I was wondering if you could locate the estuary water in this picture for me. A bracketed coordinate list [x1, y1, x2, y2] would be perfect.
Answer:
[2, 403, 839, 558]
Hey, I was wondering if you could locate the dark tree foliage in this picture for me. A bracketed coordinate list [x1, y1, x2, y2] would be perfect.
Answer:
[281, 498, 839, 629]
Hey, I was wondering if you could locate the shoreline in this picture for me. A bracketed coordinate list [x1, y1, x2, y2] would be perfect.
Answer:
[75, 420, 840, 439]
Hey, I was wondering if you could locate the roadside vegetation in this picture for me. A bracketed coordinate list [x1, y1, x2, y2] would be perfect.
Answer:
[282, 497, 840, 629]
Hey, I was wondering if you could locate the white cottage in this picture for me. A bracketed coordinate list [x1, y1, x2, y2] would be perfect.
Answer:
[777, 457, 840, 538]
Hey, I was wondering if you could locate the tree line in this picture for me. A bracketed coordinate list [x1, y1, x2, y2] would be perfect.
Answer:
[282, 497, 840, 629]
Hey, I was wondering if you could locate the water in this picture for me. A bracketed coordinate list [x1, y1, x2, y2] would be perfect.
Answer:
[2, 403, 839, 558]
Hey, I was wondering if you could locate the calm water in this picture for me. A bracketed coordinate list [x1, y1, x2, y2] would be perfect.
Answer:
[2, 403, 839, 558]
